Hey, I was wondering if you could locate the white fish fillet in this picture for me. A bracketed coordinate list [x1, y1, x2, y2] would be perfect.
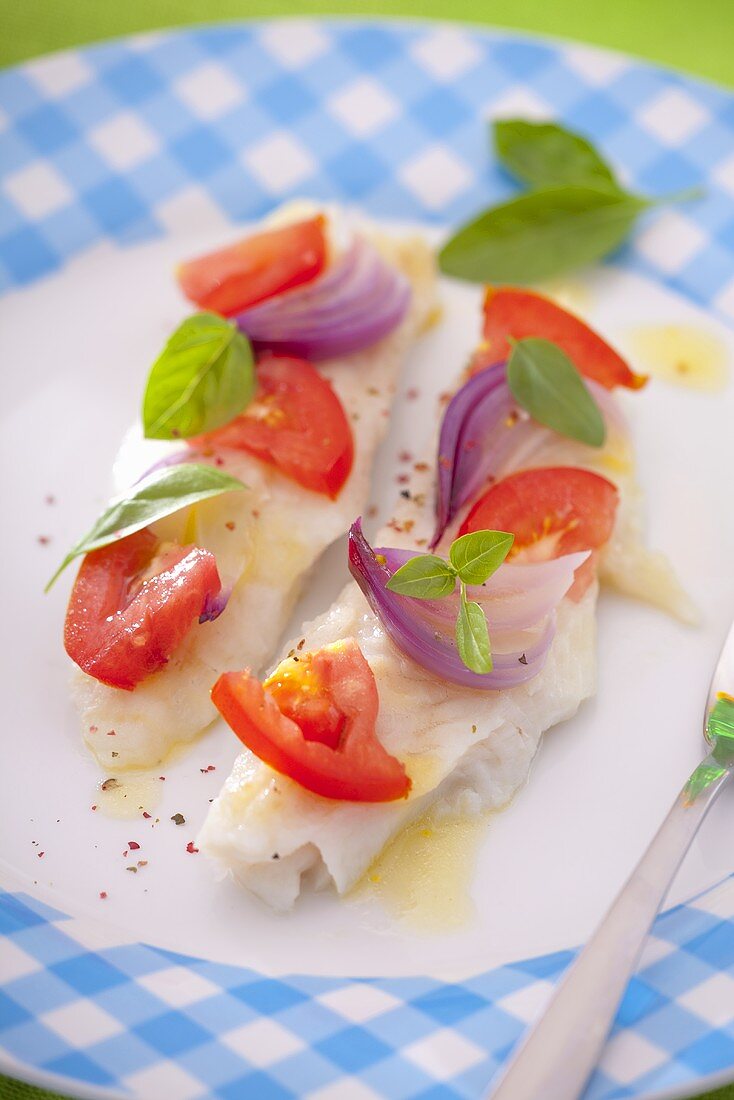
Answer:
[199, 386, 692, 910]
[71, 212, 438, 770]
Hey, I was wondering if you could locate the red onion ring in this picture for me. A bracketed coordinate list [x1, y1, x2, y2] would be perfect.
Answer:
[134, 448, 198, 484]
[199, 585, 232, 623]
[349, 519, 586, 690]
[431, 365, 628, 548]
[235, 236, 411, 361]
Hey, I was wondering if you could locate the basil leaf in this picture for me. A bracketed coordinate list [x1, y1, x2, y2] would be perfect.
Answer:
[456, 585, 492, 674]
[438, 186, 647, 284]
[507, 338, 605, 447]
[449, 530, 514, 586]
[494, 119, 619, 191]
[46, 463, 246, 590]
[386, 555, 457, 600]
[143, 313, 255, 440]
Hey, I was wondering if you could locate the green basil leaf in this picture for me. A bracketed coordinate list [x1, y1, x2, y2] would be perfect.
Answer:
[46, 463, 246, 590]
[386, 555, 457, 600]
[449, 529, 514, 585]
[494, 119, 619, 191]
[507, 337, 606, 447]
[456, 585, 492, 674]
[143, 312, 255, 440]
[438, 185, 647, 284]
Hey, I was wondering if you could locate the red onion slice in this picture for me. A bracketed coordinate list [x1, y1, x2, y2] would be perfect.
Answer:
[348, 519, 584, 690]
[431, 366, 628, 548]
[134, 448, 197, 484]
[199, 585, 232, 623]
[235, 236, 411, 361]
[377, 546, 589, 632]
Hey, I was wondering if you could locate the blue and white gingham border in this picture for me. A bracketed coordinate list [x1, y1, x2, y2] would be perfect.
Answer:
[2, 19, 734, 1099]
[0, 20, 734, 316]
[1, 877, 734, 1100]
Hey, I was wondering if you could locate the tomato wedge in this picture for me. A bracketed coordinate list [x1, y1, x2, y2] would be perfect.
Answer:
[212, 640, 411, 802]
[64, 528, 221, 691]
[177, 216, 327, 317]
[459, 466, 619, 597]
[474, 287, 646, 390]
[196, 355, 354, 498]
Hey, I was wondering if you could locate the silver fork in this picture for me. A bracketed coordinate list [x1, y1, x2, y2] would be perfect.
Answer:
[485, 619, 734, 1100]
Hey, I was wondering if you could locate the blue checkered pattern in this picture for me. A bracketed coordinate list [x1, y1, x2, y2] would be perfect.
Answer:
[1, 880, 734, 1099]
[2, 19, 734, 1099]
[1, 21, 734, 315]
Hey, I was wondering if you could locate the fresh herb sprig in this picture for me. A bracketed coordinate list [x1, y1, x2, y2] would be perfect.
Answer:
[142, 312, 255, 441]
[439, 118, 701, 284]
[386, 530, 514, 674]
[46, 464, 246, 590]
[507, 337, 605, 447]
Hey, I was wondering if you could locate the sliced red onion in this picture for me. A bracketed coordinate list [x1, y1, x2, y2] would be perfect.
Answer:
[135, 448, 198, 484]
[377, 546, 589, 632]
[349, 520, 586, 690]
[431, 366, 628, 548]
[235, 236, 411, 361]
[199, 585, 232, 624]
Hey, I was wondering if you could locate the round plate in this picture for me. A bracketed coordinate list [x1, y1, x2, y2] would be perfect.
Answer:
[2, 18, 734, 1100]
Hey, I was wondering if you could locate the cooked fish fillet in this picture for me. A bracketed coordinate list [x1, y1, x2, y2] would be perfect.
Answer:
[199, 585, 596, 911]
[71, 215, 437, 770]
[199, 387, 691, 910]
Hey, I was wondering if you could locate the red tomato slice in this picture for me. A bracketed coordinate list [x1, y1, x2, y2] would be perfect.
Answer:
[459, 466, 619, 598]
[177, 216, 327, 317]
[64, 528, 221, 691]
[212, 640, 411, 802]
[475, 287, 646, 391]
[196, 355, 354, 498]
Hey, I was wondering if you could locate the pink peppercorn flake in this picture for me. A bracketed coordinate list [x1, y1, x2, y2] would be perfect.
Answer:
[142, 812, 151, 820]
[99, 891, 107, 899]
[128, 841, 140, 851]
[37, 852, 44, 859]
[45, 495, 56, 505]
[398, 450, 413, 463]
[37, 535, 51, 546]
[186, 842, 199, 854]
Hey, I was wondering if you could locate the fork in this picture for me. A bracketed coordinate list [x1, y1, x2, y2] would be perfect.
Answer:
[485, 619, 734, 1100]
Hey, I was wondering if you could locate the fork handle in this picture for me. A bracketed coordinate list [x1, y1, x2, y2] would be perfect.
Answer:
[485, 758, 731, 1100]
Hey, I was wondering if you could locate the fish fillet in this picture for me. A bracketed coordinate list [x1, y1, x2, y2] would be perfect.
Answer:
[71, 211, 438, 770]
[199, 386, 691, 909]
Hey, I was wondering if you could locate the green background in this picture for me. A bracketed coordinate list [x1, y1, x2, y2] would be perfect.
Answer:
[1, 0, 733, 85]
[1, 2, 733, 1099]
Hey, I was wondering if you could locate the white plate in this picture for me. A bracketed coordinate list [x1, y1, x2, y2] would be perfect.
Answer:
[2, 20, 734, 1100]
[2, 225, 734, 977]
